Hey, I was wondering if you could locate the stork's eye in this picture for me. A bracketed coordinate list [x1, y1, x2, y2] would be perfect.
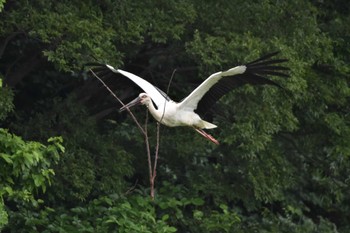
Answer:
[141, 94, 147, 99]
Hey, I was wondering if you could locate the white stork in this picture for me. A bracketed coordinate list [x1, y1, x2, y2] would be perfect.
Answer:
[90, 52, 289, 144]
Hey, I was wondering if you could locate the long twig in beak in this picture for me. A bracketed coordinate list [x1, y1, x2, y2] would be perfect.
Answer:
[90, 68, 161, 200]
[89, 69, 146, 136]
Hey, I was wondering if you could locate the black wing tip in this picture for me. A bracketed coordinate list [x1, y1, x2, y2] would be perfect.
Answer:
[245, 51, 290, 78]
[84, 62, 113, 69]
[246, 51, 279, 65]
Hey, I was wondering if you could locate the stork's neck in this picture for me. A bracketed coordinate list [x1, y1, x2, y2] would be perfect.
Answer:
[145, 100, 164, 123]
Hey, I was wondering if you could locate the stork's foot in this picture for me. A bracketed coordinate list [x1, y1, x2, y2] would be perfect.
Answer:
[194, 128, 220, 145]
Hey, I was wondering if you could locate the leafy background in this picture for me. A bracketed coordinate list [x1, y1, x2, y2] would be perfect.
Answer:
[0, 0, 349, 232]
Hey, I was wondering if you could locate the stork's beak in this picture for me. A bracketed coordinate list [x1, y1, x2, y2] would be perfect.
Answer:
[119, 96, 142, 112]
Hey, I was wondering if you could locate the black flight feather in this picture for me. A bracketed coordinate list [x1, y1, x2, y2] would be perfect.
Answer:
[195, 52, 289, 116]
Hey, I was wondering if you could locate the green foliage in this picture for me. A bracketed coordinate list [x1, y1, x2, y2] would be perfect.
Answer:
[1, 1, 120, 71]
[0, 129, 63, 199]
[0, 86, 14, 121]
[0, 198, 8, 231]
[0, 0, 5, 12]
[0, 0, 349, 232]
[5, 185, 240, 233]
[11, 96, 134, 203]
[0, 129, 64, 230]
[6, 192, 175, 233]
[6, 184, 338, 233]
[0, 0, 196, 72]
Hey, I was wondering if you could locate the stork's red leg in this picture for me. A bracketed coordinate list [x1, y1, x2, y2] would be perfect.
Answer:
[194, 128, 220, 145]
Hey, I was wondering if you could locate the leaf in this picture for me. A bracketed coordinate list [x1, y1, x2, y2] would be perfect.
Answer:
[165, 226, 177, 232]
[4, 186, 13, 196]
[161, 214, 169, 221]
[0, 153, 13, 164]
[191, 198, 204, 206]
[193, 210, 203, 220]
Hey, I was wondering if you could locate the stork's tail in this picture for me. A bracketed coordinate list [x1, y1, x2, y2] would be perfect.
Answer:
[194, 128, 220, 145]
[201, 120, 217, 129]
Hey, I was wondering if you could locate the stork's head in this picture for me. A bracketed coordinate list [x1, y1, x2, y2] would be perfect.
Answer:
[119, 93, 151, 112]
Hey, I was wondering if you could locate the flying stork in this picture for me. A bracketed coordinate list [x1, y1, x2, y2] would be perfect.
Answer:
[90, 52, 289, 145]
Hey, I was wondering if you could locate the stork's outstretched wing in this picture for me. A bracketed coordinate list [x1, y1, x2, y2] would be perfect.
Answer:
[88, 64, 170, 108]
[178, 52, 289, 115]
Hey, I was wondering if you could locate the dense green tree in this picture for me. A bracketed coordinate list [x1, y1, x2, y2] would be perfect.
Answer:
[0, 0, 349, 232]
[0, 0, 5, 12]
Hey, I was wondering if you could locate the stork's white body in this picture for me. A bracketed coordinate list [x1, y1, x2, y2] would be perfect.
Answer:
[146, 100, 217, 129]
[115, 65, 246, 130]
